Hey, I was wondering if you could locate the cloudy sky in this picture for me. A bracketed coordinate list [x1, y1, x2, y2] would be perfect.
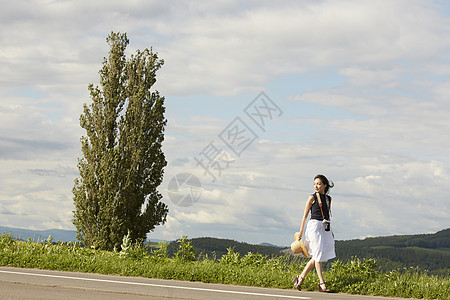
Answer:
[1, 0, 449, 246]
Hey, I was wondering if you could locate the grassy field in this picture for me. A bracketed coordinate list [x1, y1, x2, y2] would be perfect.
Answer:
[0, 233, 449, 299]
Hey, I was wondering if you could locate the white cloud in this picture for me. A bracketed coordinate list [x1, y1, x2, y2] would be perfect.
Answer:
[154, 0, 450, 95]
[176, 210, 232, 225]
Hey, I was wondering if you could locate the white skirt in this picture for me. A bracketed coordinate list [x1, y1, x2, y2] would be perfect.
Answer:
[303, 219, 336, 262]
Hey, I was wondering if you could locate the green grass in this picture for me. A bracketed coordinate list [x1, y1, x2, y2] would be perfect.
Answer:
[1, 233, 449, 299]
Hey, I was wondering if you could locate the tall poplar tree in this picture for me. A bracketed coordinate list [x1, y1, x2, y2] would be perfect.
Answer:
[73, 32, 168, 250]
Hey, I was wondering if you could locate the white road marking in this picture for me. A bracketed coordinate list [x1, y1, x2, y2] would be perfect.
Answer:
[0, 269, 310, 299]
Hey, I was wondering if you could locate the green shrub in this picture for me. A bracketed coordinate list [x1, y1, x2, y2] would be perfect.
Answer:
[174, 236, 196, 262]
[1, 233, 449, 300]
[219, 247, 241, 265]
[328, 258, 378, 291]
[119, 231, 147, 260]
[150, 241, 169, 261]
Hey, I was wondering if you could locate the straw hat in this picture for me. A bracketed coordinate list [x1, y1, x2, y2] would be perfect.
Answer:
[290, 232, 310, 258]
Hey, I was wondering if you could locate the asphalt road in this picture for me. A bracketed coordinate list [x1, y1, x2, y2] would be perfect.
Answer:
[0, 266, 408, 300]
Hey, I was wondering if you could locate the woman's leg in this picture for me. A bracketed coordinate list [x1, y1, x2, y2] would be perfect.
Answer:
[300, 258, 315, 278]
[315, 261, 330, 292]
[292, 258, 316, 290]
[315, 261, 325, 283]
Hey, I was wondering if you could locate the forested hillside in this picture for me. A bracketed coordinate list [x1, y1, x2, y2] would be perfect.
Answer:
[166, 237, 282, 259]
[335, 228, 450, 276]
[337, 228, 450, 249]
[164, 229, 450, 276]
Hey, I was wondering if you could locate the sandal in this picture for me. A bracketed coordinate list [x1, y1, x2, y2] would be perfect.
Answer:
[291, 275, 304, 291]
[318, 282, 331, 293]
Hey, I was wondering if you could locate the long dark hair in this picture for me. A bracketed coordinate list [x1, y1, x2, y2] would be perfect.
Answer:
[314, 174, 334, 194]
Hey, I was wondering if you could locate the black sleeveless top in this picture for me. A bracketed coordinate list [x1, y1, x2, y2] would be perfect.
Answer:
[310, 193, 331, 221]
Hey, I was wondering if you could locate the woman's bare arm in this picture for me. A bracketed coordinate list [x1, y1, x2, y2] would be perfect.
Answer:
[298, 195, 314, 240]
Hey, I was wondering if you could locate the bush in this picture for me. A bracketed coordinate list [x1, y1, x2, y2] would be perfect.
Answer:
[174, 236, 196, 262]
[1, 233, 449, 299]
[328, 258, 378, 292]
[150, 241, 169, 261]
[119, 231, 147, 260]
[219, 247, 241, 265]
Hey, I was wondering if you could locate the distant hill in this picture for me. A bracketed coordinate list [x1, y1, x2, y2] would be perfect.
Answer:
[166, 229, 450, 276]
[334, 228, 450, 275]
[0, 226, 77, 242]
[166, 237, 283, 259]
[337, 228, 450, 249]
[260, 242, 284, 248]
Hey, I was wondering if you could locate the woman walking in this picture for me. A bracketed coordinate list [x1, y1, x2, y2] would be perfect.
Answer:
[292, 174, 335, 293]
